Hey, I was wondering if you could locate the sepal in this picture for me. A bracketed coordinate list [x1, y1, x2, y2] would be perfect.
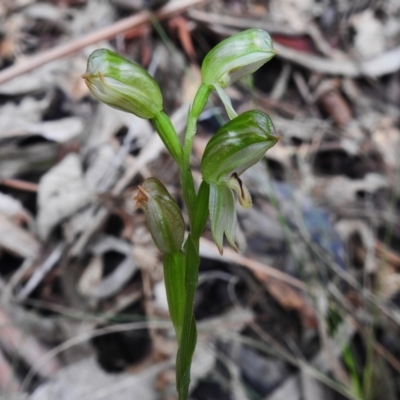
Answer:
[209, 183, 238, 254]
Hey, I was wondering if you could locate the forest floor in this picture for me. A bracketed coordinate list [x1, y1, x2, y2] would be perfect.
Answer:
[1, 0, 400, 399]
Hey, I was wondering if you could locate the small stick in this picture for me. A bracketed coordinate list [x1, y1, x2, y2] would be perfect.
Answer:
[0, 0, 211, 85]
[0, 179, 39, 192]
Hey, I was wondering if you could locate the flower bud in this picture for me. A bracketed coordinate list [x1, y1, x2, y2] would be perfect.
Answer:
[201, 29, 274, 88]
[201, 111, 278, 183]
[83, 49, 163, 119]
[134, 178, 185, 254]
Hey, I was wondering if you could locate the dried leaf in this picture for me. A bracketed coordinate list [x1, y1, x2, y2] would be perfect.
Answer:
[37, 153, 92, 240]
[0, 192, 28, 219]
[0, 212, 39, 258]
[350, 10, 385, 59]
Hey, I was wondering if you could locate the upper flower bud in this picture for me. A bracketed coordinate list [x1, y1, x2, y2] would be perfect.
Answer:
[83, 49, 163, 119]
[134, 178, 185, 254]
[201, 110, 278, 184]
[201, 29, 275, 89]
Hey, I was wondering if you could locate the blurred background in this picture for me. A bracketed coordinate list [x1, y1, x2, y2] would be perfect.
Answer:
[1, 0, 400, 399]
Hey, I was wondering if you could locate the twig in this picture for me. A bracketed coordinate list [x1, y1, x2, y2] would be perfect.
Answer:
[0, 179, 39, 192]
[188, 9, 304, 36]
[197, 20, 400, 78]
[188, 10, 346, 60]
[270, 63, 292, 101]
[375, 240, 400, 269]
[0, 0, 211, 85]
[274, 42, 400, 78]
[16, 243, 65, 302]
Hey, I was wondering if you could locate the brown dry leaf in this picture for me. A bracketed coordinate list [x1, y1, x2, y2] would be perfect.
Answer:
[263, 278, 317, 328]
[169, 16, 196, 61]
[373, 116, 400, 169]
[380, 264, 400, 301]
[319, 90, 352, 127]
[375, 240, 400, 270]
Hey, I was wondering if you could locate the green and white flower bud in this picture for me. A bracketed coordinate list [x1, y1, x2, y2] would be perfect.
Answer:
[201, 111, 279, 253]
[134, 178, 185, 254]
[83, 49, 163, 119]
[201, 29, 275, 119]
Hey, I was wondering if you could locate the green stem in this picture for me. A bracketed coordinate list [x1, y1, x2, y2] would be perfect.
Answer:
[163, 251, 186, 344]
[177, 235, 199, 400]
[157, 82, 210, 400]
[191, 181, 210, 241]
[152, 111, 183, 165]
[181, 84, 211, 223]
[176, 182, 210, 400]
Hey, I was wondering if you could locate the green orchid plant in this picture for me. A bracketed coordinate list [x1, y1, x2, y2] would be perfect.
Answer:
[83, 29, 278, 400]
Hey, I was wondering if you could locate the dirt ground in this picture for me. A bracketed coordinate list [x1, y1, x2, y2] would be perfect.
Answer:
[1, 0, 400, 399]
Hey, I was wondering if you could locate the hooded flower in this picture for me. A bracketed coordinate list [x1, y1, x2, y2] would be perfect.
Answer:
[201, 29, 275, 119]
[201, 110, 278, 253]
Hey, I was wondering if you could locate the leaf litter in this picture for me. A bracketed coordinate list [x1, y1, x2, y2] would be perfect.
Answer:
[0, 0, 400, 399]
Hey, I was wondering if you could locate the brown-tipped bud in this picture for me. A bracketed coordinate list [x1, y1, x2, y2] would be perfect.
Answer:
[135, 178, 185, 254]
[83, 49, 163, 119]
